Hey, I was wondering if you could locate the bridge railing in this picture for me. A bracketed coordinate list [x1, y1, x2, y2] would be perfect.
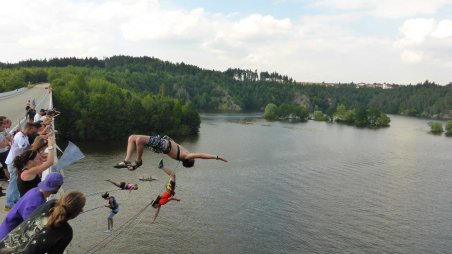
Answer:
[8, 87, 50, 136]
[3, 86, 59, 198]
[42, 91, 60, 199]
[0, 87, 27, 99]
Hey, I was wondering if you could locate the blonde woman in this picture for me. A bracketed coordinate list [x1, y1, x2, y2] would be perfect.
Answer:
[0, 191, 86, 253]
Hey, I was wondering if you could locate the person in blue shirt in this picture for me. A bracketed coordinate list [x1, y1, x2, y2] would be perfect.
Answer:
[102, 192, 119, 233]
[0, 172, 63, 240]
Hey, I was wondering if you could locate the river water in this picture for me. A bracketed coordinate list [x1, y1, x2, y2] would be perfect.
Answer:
[64, 114, 452, 254]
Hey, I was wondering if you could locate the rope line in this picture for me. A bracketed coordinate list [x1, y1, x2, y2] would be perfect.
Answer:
[83, 201, 153, 254]
[157, 161, 181, 194]
[80, 206, 105, 214]
[85, 188, 121, 198]
[82, 159, 181, 254]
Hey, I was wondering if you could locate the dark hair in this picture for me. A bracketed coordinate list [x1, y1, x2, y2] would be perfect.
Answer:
[0, 116, 7, 126]
[182, 159, 195, 168]
[13, 150, 38, 170]
[101, 192, 109, 199]
[24, 122, 40, 130]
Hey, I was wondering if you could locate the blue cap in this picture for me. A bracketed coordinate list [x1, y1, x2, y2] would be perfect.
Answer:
[38, 172, 64, 192]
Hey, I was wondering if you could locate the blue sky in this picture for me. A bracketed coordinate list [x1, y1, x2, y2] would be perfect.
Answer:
[1, 0, 452, 84]
[163, 0, 317, 18]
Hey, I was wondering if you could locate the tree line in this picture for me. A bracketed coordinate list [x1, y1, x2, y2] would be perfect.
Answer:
[1, 56, 451, 139]
[49, 67, 200, 141]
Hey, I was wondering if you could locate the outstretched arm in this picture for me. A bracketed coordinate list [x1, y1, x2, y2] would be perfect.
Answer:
[151, 206, 161, 224]
[185, 153, 228, 162]
[169, 197, 181, 202]
[106, 179, 121, 188]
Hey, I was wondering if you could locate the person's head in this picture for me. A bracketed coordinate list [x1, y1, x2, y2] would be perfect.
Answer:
[23, 122, 40, 135]
[133, 184, 138, 190]
[4, 118, 11, 129]
[34, 121, 45, 132]
[38, 172, 64, 194]
[0, 116, 5, 131]
[47, 110, 56, 117]
[101, 192, 110, 199]
[39, 109, 46, 116]
[13, 149, 40, 170]
[31, 136, 48, 153]
[47, 191, 86, 228]
[182, 159, 195, 168]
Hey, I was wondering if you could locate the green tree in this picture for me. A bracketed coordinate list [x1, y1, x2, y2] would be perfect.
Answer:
[264, 103, 278, 120]
[375, 113, 391, 127]
[334, 104, 345, 120]
[429, 122, 443, 134]
[445, 120, 452, 136]
[313, 111, 327, 121]
[293, 105, 309, 120]
[354, 107, 368, 127]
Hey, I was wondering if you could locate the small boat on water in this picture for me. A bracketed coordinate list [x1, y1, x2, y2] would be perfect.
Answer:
[139, 176, 158, 181]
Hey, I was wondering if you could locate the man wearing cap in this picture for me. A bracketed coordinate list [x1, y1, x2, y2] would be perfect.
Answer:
[0, 172, 63, 240]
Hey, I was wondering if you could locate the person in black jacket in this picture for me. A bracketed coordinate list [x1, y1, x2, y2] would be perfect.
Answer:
[0, 191, 86, 254]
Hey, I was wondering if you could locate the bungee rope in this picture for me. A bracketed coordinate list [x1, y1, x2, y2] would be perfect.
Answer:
[78, 159, 181, 254]
[80, 206, 105, 214]
[85, 188, 121, 198]
[83, 201, 153, 254]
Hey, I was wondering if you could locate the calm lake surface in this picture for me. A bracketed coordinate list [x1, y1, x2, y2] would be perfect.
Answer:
[64, 114, 452, 254]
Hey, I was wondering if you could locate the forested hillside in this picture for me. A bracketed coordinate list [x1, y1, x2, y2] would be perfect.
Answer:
[1, 56, 451, 129]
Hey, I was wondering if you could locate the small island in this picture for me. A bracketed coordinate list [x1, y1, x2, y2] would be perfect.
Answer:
[429, 120, 452, 136]
[264, 103, 390, 128]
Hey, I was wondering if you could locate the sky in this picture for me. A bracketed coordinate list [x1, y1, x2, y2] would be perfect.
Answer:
[1, 0, 452, 85]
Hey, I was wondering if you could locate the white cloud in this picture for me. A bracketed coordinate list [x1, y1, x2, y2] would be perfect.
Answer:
[0, 0, 137, 59]
[432, 20, 452, 38]
[395, 18, 452, 68]
[401, 50, 423, 63]
[121, 7, 215, 42]
[399, 18, 436, 43]
[230, 14, 292, 40]
[0, 0, 451, 84]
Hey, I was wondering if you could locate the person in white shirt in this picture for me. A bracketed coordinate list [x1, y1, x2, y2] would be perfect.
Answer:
[33, 109, 46, 123]
[4, 122, 39, 211]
